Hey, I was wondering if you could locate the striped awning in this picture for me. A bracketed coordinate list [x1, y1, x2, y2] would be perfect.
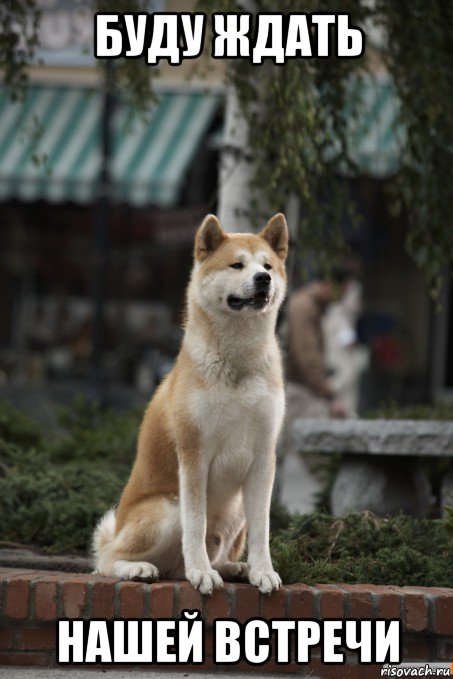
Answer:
[0, 86, 220, 206]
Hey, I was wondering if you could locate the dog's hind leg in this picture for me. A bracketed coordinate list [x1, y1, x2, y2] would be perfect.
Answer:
[216, 525, 249, 580]
[111, 559, 159, 581]
[228, 524, 247, 562]
[93, 496, 182, 581]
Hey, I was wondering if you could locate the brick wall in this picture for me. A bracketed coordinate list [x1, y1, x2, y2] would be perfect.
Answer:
[0, 568, 452, 677]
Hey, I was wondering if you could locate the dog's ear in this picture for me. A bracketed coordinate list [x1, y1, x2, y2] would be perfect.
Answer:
[259, 213, 289, 260]
[195, 214, 226, 261]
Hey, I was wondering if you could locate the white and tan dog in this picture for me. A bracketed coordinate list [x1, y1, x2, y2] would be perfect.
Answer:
[93, 213, 288, 595]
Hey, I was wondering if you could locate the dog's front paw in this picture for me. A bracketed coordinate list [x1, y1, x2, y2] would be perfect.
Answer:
[248, 567, 282, 594]
[186, 568, 223, 595]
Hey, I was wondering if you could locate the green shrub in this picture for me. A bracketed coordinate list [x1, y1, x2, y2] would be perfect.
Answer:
[0, 442, 125, 552]
[0, 402, 43, 448]
[0, 399, 140, 552]
[270, 511, 453, 587]
[49, 396, 140, 464]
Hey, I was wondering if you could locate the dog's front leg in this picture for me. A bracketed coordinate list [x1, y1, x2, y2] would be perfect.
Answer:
[243, 448, 282, 594]
[179, 460, 223, 595]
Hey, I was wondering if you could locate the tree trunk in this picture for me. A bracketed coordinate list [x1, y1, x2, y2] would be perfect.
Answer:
[217, 84, 255, 233]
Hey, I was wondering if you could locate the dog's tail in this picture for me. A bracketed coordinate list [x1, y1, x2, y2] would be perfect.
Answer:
[91, 508, 116, 574]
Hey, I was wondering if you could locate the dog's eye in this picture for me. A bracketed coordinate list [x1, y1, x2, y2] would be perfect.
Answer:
[230, 262, 244, 270]
[264, 263, 272, 271]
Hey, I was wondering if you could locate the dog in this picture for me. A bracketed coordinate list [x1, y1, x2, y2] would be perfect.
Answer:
[93, 212, 288, 594]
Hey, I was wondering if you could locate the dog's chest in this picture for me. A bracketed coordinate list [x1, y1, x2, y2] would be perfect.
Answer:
[189, 374, 277, 440]
[188, 376, 283, 498]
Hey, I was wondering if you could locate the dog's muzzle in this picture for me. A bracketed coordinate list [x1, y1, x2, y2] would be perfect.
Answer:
[227, 273, 272, 310]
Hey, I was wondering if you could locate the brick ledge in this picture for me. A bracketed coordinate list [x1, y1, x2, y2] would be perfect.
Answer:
[0, 568, 452, 675]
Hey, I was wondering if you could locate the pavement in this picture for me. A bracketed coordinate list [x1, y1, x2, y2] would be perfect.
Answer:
[0, 670, 306, 678]
[0, 546, 91, 572]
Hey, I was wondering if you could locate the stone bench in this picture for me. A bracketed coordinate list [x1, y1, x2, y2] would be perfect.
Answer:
[291, 419, 453, 517]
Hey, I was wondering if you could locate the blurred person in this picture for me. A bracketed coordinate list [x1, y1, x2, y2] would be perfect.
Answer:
[323, 279, 369, 416]
[285, 269, 353, 423]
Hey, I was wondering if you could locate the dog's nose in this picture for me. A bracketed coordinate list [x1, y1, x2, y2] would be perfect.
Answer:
[254, 272, 271, 288]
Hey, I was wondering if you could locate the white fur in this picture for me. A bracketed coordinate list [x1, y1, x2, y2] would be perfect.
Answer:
[92, 508, 116, 574]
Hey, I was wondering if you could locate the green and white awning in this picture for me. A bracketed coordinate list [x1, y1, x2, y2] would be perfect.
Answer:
[0, 86, 220, 206]
[0, 76, 402, 205]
